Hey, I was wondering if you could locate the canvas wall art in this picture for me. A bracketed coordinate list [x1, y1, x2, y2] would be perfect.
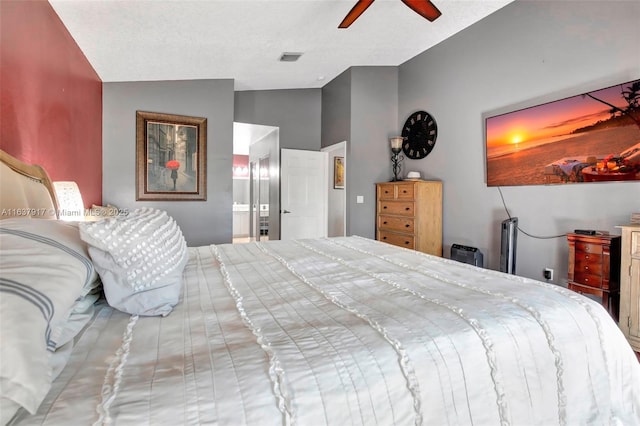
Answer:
[334, 156, 345, 189]
[485, 79, 640, 186]
[136, 111, 207, 200]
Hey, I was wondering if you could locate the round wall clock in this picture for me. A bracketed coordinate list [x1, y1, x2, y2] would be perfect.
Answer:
[401, 110, 438, 160]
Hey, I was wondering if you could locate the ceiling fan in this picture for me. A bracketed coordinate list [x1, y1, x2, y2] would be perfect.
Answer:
[339, 0, 442, 28]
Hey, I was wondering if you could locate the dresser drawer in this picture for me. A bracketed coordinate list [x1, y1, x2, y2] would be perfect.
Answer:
[378, 215, 414, 233]
[574, 272, 603, 288]
[395, 184, 414, 199]
[575, 250, 602, 267]
[377, 184, 396, 200]
[576, 242, 603, 255]
[377, 183, 415, 200]
[378, 201, 414, 216]
[378, 231, 415, 249]
[575, 256, 603, 276]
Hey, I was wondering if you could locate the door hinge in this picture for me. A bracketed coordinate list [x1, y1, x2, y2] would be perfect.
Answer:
[629, 316, 632, 329]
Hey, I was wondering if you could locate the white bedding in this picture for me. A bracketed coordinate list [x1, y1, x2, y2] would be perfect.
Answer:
[11, 236, 640, 425]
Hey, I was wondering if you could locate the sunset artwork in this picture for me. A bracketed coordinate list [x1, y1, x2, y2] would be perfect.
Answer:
[485, 79, 640, 186]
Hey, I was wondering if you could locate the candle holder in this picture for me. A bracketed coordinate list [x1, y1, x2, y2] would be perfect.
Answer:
[389, 137, 404, 181]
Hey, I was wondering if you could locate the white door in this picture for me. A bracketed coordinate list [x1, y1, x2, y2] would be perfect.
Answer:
[280, 149, 328, 240]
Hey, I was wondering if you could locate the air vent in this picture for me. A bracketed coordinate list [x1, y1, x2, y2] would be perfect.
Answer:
[279, 52, 303, 62]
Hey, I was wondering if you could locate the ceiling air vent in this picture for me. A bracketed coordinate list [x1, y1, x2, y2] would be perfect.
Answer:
[279, 52, 303, 62]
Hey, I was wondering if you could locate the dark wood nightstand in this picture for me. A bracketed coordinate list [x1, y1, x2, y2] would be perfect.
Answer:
[567, 233, 621, 319]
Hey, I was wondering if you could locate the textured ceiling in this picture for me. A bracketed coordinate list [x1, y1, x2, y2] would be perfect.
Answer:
[49, 0, 514, 91]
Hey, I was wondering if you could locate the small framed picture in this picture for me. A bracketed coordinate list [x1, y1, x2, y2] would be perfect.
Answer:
[334, 156, 345, 189]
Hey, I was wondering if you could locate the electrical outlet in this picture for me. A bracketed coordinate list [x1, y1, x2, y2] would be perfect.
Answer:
[543, 268, 553, 281]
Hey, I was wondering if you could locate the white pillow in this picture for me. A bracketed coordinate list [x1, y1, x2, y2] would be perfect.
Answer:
[78, 208, 188, 316]
[0, 219, 99, 414]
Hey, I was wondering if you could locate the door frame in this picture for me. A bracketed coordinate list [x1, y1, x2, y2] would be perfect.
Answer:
[321, 141, 347, 237]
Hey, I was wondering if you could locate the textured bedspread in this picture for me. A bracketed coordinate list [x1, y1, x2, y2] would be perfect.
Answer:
[14, 237, 640, 425]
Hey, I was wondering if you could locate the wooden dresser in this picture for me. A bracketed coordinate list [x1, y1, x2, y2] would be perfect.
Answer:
[617, 225, 640, 352]
[567, 232, 621, 318]
[376, 180, 442, 256]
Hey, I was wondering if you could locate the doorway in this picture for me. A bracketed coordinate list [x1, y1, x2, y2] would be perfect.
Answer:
[321, 141, 347, 237]
[232, 122, 278, 243]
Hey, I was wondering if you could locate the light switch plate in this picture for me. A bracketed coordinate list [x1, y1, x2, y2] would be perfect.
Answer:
[356, 195, 364, 204]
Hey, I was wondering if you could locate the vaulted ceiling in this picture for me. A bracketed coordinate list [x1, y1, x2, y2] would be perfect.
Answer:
[50, 0, 514, 91]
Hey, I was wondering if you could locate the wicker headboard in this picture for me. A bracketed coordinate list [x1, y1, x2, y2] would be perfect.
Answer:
[0, 149, 59, 219]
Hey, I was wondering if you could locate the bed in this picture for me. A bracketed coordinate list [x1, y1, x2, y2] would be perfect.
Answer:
[1, 149, 639, 426]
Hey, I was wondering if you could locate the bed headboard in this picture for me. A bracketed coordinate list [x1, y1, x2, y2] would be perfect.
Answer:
[0, 149, 59, 219]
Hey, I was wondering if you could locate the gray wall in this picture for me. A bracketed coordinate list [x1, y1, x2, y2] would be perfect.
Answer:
[397, 0, 640, 282]
[235, 89, 322, 150]
[321, 69, 352, 150]
[103, 79, 234, 246]
[349, 67, 399, 238]
[322, 67, 399, 239]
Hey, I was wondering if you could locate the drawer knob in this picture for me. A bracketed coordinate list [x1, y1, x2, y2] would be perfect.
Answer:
[585, 255, 590, 259]
[383, 236, 387, 240]
[585, 278, 589, 282]
[585, 266, 589, 270]
[405, 241, 410, 245]
[405, 207, 410, 211]
[405, 224, 410, 228]
[383, 221, 388, 225]
[383, 206, 387, 209]
[402, 190, 407, 193]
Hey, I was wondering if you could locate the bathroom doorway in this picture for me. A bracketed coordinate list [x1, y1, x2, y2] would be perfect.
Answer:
[232, 122, 279, 243]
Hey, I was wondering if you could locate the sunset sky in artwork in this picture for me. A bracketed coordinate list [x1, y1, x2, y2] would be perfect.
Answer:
[486, 80, 638, 156]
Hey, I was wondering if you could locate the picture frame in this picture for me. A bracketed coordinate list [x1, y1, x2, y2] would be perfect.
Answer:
[136, 111, 207, 201]
[334, 156, 345, 189]
[485, 78, 640, 186]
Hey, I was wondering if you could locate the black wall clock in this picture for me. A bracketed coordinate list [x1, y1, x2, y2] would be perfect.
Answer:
[401, 110, 438, 159]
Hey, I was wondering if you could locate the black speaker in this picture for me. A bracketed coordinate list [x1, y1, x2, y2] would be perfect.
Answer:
[451, 244, 484, 268]
[500, 217, 518, 274]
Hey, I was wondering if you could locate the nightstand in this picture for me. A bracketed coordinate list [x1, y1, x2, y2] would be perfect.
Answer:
[567, 233, 621, 318]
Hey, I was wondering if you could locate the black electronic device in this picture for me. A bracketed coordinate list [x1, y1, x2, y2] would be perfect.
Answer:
[574, 229, 596, 235]
[451, 244, 484, 268]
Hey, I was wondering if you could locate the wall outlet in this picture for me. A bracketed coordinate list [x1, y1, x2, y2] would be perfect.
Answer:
[543, 268, 553, 281]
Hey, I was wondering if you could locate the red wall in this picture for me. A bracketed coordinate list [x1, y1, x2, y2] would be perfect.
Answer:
[0, 0, 102, 207]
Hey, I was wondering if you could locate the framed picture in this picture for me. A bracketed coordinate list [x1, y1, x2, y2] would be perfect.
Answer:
[136, 111, 207, 200]
[334, 156, 345, 189]
[485, 78, 640, 186]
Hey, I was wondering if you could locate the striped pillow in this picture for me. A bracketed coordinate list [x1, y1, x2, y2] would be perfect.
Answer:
[0, 219, 98, 415]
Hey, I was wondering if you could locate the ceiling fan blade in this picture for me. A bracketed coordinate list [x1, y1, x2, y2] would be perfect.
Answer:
[400, 0, 442, 22]
[338, 0, 375, 28]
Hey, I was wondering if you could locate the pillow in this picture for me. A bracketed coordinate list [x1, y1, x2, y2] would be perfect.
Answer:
[0, 219, 99, 415]
[78, 208, 188, 317]
[49, 287, 100, 350]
